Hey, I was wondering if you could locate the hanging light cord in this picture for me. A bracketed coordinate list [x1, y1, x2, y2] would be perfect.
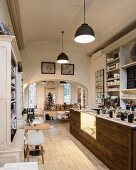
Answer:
[61, 31, 64, 52]
[84, 0, 85, 23]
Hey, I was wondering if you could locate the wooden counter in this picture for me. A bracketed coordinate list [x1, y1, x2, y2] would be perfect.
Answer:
[70, 109, 136, 170]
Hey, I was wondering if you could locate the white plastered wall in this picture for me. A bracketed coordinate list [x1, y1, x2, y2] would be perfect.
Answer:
[20, 41, 91, 105]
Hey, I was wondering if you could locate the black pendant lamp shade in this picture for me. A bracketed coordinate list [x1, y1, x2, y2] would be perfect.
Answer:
[60, 81, 66, 85]
[74, 0, 95, 43]
[57, 52, 69, 64]
[57, 31, 69, 64]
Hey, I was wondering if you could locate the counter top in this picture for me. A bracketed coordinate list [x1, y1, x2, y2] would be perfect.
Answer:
[71, 109, 136, 128]
[97, 114, 136, 128]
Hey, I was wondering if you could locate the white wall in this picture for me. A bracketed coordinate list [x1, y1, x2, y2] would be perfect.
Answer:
[36, 84, 45, 109]
[71, 84, 78, 104]
[24, 85, 29, 108]
[20, 41, 91, 104]
[57, 86, 64, 104]
[90, 53, 106, 108]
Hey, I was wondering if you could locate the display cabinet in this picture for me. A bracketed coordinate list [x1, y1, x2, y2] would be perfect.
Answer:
[81, 111, 96, 139]
[70, 109, 136, 170]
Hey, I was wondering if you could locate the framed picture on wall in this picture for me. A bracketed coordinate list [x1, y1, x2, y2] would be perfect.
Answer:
[41, 62, 55, 74]
[61, 64, 74, 75]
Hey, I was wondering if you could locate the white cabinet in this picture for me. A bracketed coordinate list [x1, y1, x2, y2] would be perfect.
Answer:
[0, 35, 24, 166]
[0, 35, 14, 145]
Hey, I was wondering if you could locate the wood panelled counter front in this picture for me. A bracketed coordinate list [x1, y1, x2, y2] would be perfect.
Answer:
[70, 109, 136, 170]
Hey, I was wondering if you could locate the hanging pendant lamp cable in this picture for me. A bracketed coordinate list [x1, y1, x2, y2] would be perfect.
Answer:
[61, 31, 64, 52]
[84, 0, 85, 23]
[74, 0, 95, 43]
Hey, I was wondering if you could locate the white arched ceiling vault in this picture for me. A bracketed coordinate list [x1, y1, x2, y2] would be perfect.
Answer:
[17, 0, 136, 54]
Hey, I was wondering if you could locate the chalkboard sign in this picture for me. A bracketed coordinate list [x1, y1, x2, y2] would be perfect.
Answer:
[127, 65, 136, 89]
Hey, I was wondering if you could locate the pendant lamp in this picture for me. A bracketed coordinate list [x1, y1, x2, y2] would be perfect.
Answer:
[60, 81, 66, 85]
[57, 31, 69, 64]
[74, 0, 95, 43]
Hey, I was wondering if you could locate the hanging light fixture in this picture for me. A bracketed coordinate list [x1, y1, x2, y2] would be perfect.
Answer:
[60, 81, 66, 85]
[57, 31, 69, 64]
[74, 0, 95, 43]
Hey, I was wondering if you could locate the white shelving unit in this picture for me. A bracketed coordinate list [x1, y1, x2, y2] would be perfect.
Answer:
[11, 55, 17, 142]
[106, 48, 120, 95]
[104, 29, 136, 108]
[0, 35, 24, 165]
[77, 87, 86, 107]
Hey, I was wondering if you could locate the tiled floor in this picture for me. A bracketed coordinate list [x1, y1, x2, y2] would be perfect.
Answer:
[26, 123, 109, 170]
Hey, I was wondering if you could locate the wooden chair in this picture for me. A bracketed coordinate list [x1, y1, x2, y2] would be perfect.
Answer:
[25, 131, 45, 164]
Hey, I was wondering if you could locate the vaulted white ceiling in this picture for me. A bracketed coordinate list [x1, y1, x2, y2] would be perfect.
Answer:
[18, 0, 136, 54]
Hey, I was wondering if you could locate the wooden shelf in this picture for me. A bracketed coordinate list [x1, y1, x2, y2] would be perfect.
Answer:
[106, 67, 120, 73]
[121, 61, 136, 69]
[106, 77, 120, 82]
[11, 100, 16, 103]
[121, 89, 136, 92]
[106, 57, 119, 64]
[107, 90, 120, 92]
[121, 97, 136, 100]
[106, 84, 120, 87]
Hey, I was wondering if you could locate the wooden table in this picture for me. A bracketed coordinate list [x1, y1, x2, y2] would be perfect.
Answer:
[25, 123, 50, 133]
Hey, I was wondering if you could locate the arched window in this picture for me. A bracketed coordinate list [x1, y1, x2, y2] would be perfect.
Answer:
[64, 83, 71, 104]
[29, 83, 37, 108]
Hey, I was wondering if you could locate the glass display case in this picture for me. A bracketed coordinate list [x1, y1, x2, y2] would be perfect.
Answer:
[80, 111, 97, 139]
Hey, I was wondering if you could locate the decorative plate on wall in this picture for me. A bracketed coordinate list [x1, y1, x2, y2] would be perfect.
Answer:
[131, 44, 136, 62]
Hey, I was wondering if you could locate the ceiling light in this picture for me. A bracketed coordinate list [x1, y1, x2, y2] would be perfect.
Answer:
[74, 0, 95, 43]
[57, 31, 69, 64]
[60, 81, 66, 85]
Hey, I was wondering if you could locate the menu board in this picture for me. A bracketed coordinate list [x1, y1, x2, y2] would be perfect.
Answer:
[127, 65, 136, 89]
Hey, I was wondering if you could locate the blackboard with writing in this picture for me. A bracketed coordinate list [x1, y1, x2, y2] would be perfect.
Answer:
[127, 65, 136, 89]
